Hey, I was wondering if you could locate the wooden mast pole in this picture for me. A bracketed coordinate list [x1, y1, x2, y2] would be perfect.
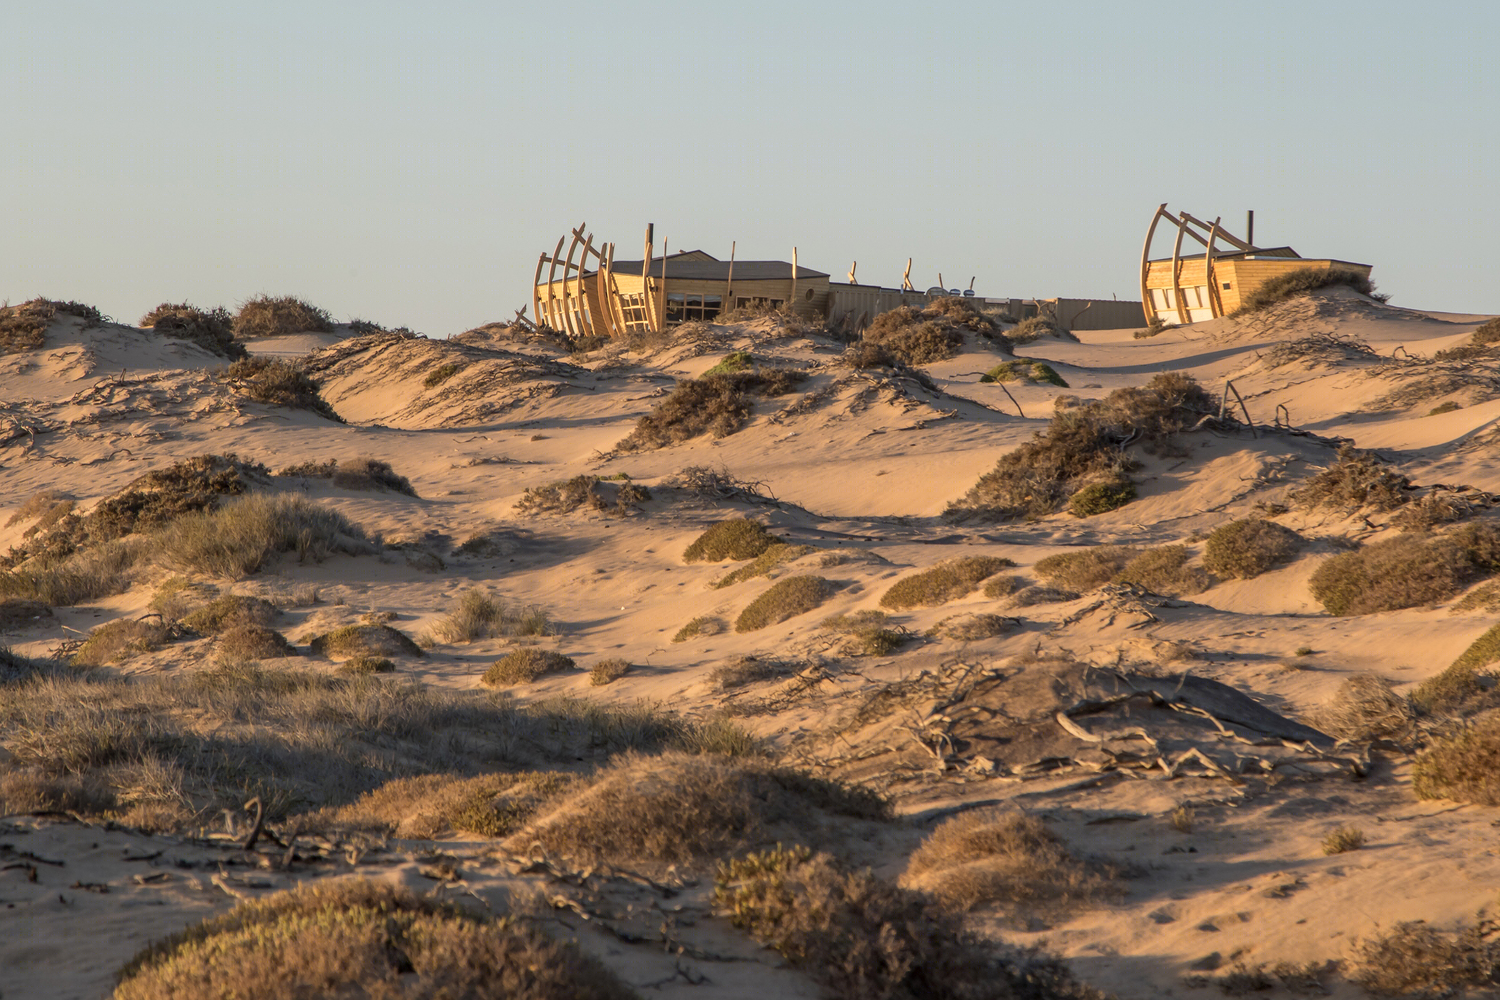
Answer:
[642, 224, 655, 332]
[725, 240, 735, 314]
[791, 247, 798, 308]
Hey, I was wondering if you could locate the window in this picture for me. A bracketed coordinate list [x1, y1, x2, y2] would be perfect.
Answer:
[1222, 282, 1232, 290]
[665, 293, 722, 324]
[736, 296, 784, 310]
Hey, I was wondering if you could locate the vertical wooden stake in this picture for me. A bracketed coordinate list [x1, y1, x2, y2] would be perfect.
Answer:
[791, 247, 798, 307]
[902, 258, 913, 291]
[657, 237, 668, 329]
[726, 240, 735, 313]
[848, 261, 857, 284]
[643, 224, 655, 332]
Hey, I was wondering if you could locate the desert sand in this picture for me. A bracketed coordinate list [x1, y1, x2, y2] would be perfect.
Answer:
[3, 287, 1500, 999]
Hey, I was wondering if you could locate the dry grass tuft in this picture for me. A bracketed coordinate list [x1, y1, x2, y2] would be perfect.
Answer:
[1203, 519, 1303, 579]
[215, 624, 296, 664]
[716, 845, 1100, 1000]
[339, 654, 394, 675]
[617, 370, 803, 452]
[1316, 674, 1415, 743]
[735, 576, 835, 632]
[672, 615, 724, 643]
[1412, 623, 1500, 714]
[1034, 545, 1139, 592]
[683, 518, 777, 563]
[113, 879, 636, 1000]
[1308, 523, 1500, 616]
[428, 589, 552, 644]
[589, 658, 630, 686]
[277, 457, 417, 496]
[139, 302, 246, 359]
[1004, 314, 1077, 346]
[155, 493, 373, 577]
[1290, 445, 1412, 513]
[1114, 544, 1210, 596]
[308, 623, 422, 660]
[1413, 718, 1500, 805]
[514, 474, 649, 516]
[900, 810, 1115, 915]
[1350, 917, 1500, 997]
[232, 295, 334, 339]
[6, 489, 72, 529]
[1011, 585, 1080, 607]
[1321, 825, 1366, 855]
[512, 752, 886, 871]
[982, 574, 1024, 599]
[714, 542, 816, 587]
[821, 611, 910, 656]
[926, 613, 1020, 641]
[879, 556, 1015, 609]
[221, 357, 343, 422]
[72, 618, 169, 666]
[710, 654, 793, 691]
[1234, 267, 1387, 313]
[483, 648, 575, 686]
[179, 594, 279, 634]
[0, 298, 57, 353]
[948, 373, 1220, 521]
[311, 771, 577, 839]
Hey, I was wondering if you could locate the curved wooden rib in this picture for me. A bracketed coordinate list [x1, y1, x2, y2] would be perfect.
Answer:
[1140, 204, 1167, 325]
[543, 235, 565, 331]
[532, 252, 547, 334]
[1204, 216, 1223, 318]
[599, 242, 621, 338]
[559, 227, 583, 341]
[656, 237, 668, 330]
[578, 233, 596, 337]
[1169, 213, 1189, 325]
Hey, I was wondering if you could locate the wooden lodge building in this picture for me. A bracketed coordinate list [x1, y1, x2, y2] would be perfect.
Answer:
[1140, 205, 1373, 326]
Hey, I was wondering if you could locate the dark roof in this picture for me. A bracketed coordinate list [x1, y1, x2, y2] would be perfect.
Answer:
[581, 258, 828, 282]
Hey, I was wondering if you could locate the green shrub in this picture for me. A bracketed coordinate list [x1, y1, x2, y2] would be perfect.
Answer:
[714, 543, 816, 587]
[1233, 267, 1387, 314]
[982, 575, 1024, 599]
[1115, 544, 1210, 596]
[1429, 401, 1462, 416]
[1308, 523, 1500, 615]
[735, 576, 834, 632]
[704, 350, 753, 375]
[672, 616, 723, 642]
[422, 361, 461, 387]
[483, 648, 575, 686]
[879, 556, 1015, 610]
[1067, 479, 1136, 516]
[1412, 623, 1500, 714]
[232, 295, 334, 338]
[1413, 719, 1500, 805]
[1034, 545, 1139, 592]
[139, 302, 245, 360]
[683, 518, 777, 563]
[1203, 519, 1302, 578]
[980, 360, 1068, 387]
[222, 357, 343, 422]
[112, 880, 636, 1000]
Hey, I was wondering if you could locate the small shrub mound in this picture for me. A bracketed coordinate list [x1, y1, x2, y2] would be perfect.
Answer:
[6, 489, 71, 529]
[314, 771, 577, 839]
[1114, 544, 1210, 596]
[1413, 623, 1500, 714]
[112, 879, 635, 1000]
[1034, 545, 1139, 592]
[139, 302, 245, 360]
[0, 299, 57, 353]
[717, 844, 1099, 1000]
[308, 623, 422, 660]
[216, 624, 296, 664]
[704, 350, 753, 375]
[672, 615, 723, 643]
[1413, 719, 1500, 805]
[178, 594, 279, 634]
[1322, 826, 1365, 855]
[861, 300, 1003, 366]
[513, 753, 886, 871]
[735, 576, 835, 632]
[683, 518, 777, 563]
[340, 655, 394, 675]
[711, 654, 792, 691]
[983, 575, 1024, 599]
[277, 457, 417, 496]
[514, 474, 649, 516]
[1233, 266, 1386, 314]
[589, 658, 630, 686]
[221, 357, 343, 422]
[232, 295, 334, 339]
[1203, 518, 1303, 579]
[72, 618, 169, 666]
[981, 360, 1068, 386]
[1316, 674, 1415, 742]
[948, 373, 1220, 522]
[822, 610, 909, 656]
[429, 589, 552, 644]
[1004, 314, 1075, 345]
[1351, 917, 1500, 998]
[926, 613, 1019, 641]
[483, 648, 575, 686]
[618, 369, 803, 451]
[1068, 479, 1136, 517]
[901, 810, 1114, 915]
[1308, 523, 1500, 616]
[422, 361, 461, 388]
[1291, 445, 1412, 513]
[155, 493, 372, 577]
[714, 542, 817, 588]
[879, 556, 1015, 610]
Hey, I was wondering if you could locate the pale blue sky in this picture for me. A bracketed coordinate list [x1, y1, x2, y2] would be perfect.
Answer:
[3, 2, 1496, 335]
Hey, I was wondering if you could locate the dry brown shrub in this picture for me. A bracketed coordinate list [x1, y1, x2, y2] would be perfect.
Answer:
[1114, 544, 1210, 596]
[510, 752, 886, 871]
[1005, 315, 1075, 345]
[982, 574, 1024, 599]
[308, 623, 422, 660]
[339, 655, 394, 675]
[1011, 585, 1080, 607]
[1309, 523, 1500, 615]
[221, 357, 343, 422]
[5, 489, 71, 529]
[1351, 917, 1500, 997]
[277, 457, 417, 496]
[1034, 545, 1139, 592]
[1203, 519, 1303, 579]
[714, 542, 816, 587]
[948, 373, 1219, 522]
[710, 654, 793, 691]
[735, 575, 835, 632]
[617, 370, 803, 451]
[180, 594, 279, 634]
[1471, 317, 1500, 345]
[671, 615, 723, 642]
[1321, 825, 1365, 855]
[428, 589, 552, 643]
[112, 879, 636, 1000]
[514, 474, 648, 515]
[927, 613, 1021, 641]
[1413, 718, 1500, 805]
[310, 771, 577, 839]
[861, 306, 968, 365]
[901, 810, 1114, 915]
[589, 658, 630, 686]
[1234, 267, 1386, 314]
[215, 625, 296, 664]
[72, 618, 169, 666]
[1316, 674, 1415, 743]
[683, 518, 777, 562]
[821, 611, 911, 655]
[232, 295, 334, 338]
[879, 556, 1015, 609]
[716, 845, 1100, 1000]
[483, 648, 575, 686]
[139, 302, 246, 359]
[1291, 445, 1412, 513]
[0, 298, 58, 353]
[154, 493, 372, 578]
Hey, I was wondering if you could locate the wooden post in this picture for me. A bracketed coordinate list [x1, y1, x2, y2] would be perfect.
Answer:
[543, 235, 565, 330]
[725, 240, 735, 313]
[1247, 210, 1254, 247]
[938, 272, 945, 290]
[902, 258, 913, 291]
[642, 224, 655, 332]
[1204, 217, 1224, 318]
[532, 252, 547, 334]
[1169, 214, 1189, 325]
[657, 237, 668, 329]
[791, 247, 798, 308]
[848, 261, 857, 284]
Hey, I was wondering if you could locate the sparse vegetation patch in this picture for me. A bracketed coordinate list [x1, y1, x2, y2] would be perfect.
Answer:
[735, 576, 835, 632]
[515, 474, 649, 515]
[981, 360, 1068, 387]
[879, 556, 1015, 609]
[683, 518, 777, 563]
[277, 457, 417, 496]
[232, 295, 334, 339]
[1114, 544, 1210, 596]
[618, 369, 804, 451]
[429, 589, 552, 644]
[1351, 916, 1500, 997]
[1413, 718, 1500, 805]
[139, 302, 246, 359]
[483, 648, 575, 686]
[1034, 545, 1139, 592]
[1233, 267, 1387, 314]
[1291, 445, 1412, 513]
[714, 542, 816, 587]
[1412, 622, 1500, 714]
[1203, 518, 1303, 579]
[308, 623, 422, 660]
[1308, 522, 1500, 615]
[221, 356, 343, 421]
[155, 493, 372, 577]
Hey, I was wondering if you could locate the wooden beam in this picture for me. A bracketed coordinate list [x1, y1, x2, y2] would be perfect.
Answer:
[570, 223, 606, 263]
[543, 235, 565, 330]
[596, 241, 620, 338]
[1140, 203, 1167, 325]
[1181, 211, 1255, 252]
[1170, 214, 1189, 325]
[902, 258, 913, 291]
[848, 260, 857, 284]
[791, 247, 798, 307]
[1204, 217, 1224, 317]
[559, 227, 583, 340]
[725, 240, 735, 313]
[578, 232, 597, 337]
[642, 224, 655, 333]
[532, 252, 546, 335]
[656, 237, 668, 330]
